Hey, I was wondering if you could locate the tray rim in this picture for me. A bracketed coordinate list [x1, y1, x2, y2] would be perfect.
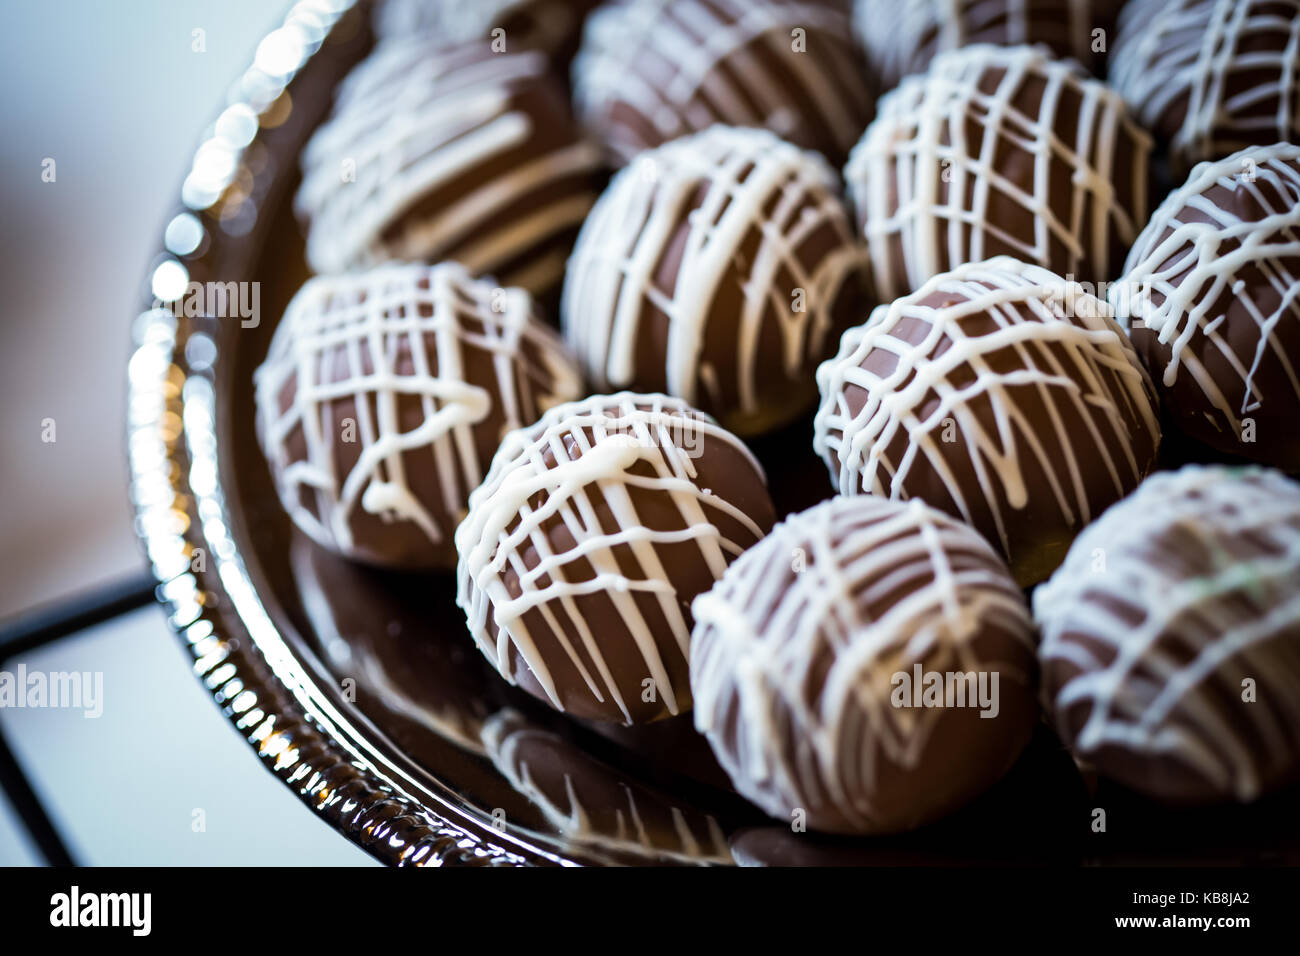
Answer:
[126, 0, 584, 868]
[137, 0, 1300, 871]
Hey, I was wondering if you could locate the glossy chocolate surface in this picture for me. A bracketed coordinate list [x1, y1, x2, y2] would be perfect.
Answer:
[127, 0, 1300, 865]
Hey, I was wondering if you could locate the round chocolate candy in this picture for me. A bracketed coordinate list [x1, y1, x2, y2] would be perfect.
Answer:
[455, 392, 776, 724]
[562, 125, 871, 437]
[374, 0, 600, 64]
[255, 261, 583, 569]
[853, 0, 1123, 89]
[295, 39, 601, 297]
[845, 43, 1152, 301]
[814, 257, 1161, 586]
[1110, 143, 1300, 473]
[573, 0, 873, 167]
[1111, 0, 1300, 176]
[690, 494, 1039, 835]
[1034, 465, 1300, 804]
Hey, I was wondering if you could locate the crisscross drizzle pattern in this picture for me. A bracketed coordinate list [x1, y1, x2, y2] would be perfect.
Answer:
[691, 495, 1035, 832]
[563, 125, 867, 434]
[846, 44, 1151, 300]
[574, 0, 870, 165]
[375, 0, 586, 56]
[297, 42, 600, 292]
[1034, 465, 1300, 802]
[853, 0, 1111, 88]
[1113, 144, 1300, 441]
[456, 392, 769, 722]
[1112, 0, 1300, 173]
[814, 257, 1159, 576]
[255, 262, 582, 565]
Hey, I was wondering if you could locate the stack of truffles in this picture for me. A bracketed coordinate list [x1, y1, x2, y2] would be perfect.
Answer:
[254, 0, 1300, 838]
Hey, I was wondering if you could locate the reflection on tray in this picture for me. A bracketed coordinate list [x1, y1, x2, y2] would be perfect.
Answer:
[292, 530, 495, 755]
[287, 529, 1300, 867]
[483, 711, 732, 865]
[290, 531, 736, 863]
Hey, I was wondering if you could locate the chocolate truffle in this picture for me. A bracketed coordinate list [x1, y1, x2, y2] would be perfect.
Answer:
[573, 0, 873, 167]
[813, 257, 1161, 586]
[845, 44, 1152, 301]
[691, 495, 1038, 835]
[1034, 465, 1300, 804]
[295, 40, 601, 297]
[1110, 144, 1300, 473]
[375, 0, 600, 63]
[1111, 0, 1300, 176]
[854, 0, 1122, 89]
[455, 392, 776, 724]
[562, 125, 871, 437]
[255, 261, 583, 569]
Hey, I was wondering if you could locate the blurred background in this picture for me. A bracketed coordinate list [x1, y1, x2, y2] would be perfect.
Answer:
[0, 0, 370, 865]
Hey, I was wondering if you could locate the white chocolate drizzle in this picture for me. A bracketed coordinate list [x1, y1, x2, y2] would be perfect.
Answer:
[455, 392, 768, 722]
[1111, 0, 1300, 173]
[573, 0, 869, 165]
[562, 125, 867, 431]
[1033, 465, 1300, 801]
[1111, 143, 1300, 432]
[845, 43, 1151, 300]
[375, 0, 586, 56]
[255, 261, 583, 562]
[853, 0, 1104, 87]
[690, 495, 1035, 831]
[296, 40, 600, 291]
[813, 257, 1160, 561]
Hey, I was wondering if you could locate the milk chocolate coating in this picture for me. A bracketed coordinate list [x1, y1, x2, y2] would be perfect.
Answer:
[562, 126, 872, 438]
[691, 495, 1039, 835]
[296, 40, 601, 299]
[1034, 465, 1300, 805]
[1113, 144, 1300, 473]
[854, 0, 1124, 89]
[255, 262, 583, 570]
[456, 393, 776, 724]
[574, 0, 874, 168]
[1111, 0, 1300, 176]
[814, 258, 1161, 587]
[375, 0, 602, 69]
[845, 44, 1152, 301]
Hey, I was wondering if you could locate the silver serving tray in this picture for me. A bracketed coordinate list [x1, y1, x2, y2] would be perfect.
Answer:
[127, 0, 1298, 867]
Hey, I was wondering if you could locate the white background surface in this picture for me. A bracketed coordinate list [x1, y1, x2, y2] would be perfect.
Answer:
[0, 1, 371, 866]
